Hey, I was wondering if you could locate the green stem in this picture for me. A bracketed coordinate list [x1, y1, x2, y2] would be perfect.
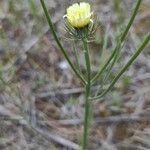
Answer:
[95, 42, 121, 96]
[91, 45, 118, 83]
[91, 32, 150, 100]
[101, 26, 109, 57]
[102, 40, 122, 84]
[40, 0, 86, 85]
[73, 40, 81, 73]
[91, 0, 142, 84]
[82, 39, 91, 150]
[121, 0, 142, 42]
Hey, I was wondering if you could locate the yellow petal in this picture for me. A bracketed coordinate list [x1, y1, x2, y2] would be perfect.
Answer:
[66, 2, 92, 28]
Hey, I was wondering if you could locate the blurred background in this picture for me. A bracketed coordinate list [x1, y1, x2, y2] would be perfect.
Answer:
[0, 0, 150, 149]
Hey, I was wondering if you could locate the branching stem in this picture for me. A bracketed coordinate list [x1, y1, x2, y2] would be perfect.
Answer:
[40, 0, 86, 85]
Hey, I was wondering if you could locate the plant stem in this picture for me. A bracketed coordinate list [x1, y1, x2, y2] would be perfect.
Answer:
[120, 0, 142, 42]
[91, 0, 142, 84]
[40, 0, 86, 85]
[82, 39, 91, 150]
[73, 40, 81, 73]
[95, 40, 121, 96]
[91, 32, 150, 100]
[82, 84, 91, 150]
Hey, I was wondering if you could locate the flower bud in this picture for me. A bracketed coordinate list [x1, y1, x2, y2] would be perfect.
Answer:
[66, 2, 92, 28]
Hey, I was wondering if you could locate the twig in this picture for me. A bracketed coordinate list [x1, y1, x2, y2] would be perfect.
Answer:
[117, 143, 150, 150]
[0, 105, 26, 124]
[35, 85, 100, 99]
[58, 114, 150, 126]
[132, 136, 150, 148]
[29, 92, 80, 150]
[35, 71, 150, 99]
[31, 124, 79, 150]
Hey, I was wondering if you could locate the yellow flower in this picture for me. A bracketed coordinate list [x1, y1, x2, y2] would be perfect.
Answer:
[66, 2, 92, 28]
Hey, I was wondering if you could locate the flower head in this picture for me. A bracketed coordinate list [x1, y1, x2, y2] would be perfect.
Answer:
[66, 2, 92, 28]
